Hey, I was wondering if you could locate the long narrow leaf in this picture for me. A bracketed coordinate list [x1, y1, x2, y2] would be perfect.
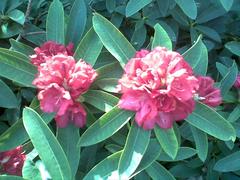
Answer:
[74, 27, 103, 66]
[146, 161, 176, 180]
[57, 125, 80, 178]
[93, 13, 136, 68]
[83, 151, 122, 180]
[154, 126, 179, 159]
[118, 122, 151, 178]
[46, 0, 65, 44]
[186, 101, 236, 141]
[152, 24, 172, 50]
[190, 125, 208, 162]
[65, 0, 87, 46]
[0, 79, 18, 108]
[0, 48, 36, 87]
[78, 107, 134, 147]
[23, 108, 71, 180]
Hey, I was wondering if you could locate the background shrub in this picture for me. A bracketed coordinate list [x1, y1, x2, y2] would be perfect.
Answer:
[0, 0, 239, 179]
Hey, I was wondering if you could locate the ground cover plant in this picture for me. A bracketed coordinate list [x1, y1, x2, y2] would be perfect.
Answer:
[0, 0, 239, 179]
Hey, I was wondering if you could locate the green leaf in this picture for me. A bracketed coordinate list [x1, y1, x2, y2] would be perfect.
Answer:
[10, 39, 34, 56]
[23, 108, 71, 180]
[8, 9, 25, 25]
[118, 122, 151, 178]
[0, 48, 36, 87]
[183, 35, 208, 75]
[214, 151, 240, 172]
[105, 144, 122, 153]
[183, 35, 202, 67]
[74, 27, 103, 66]
[156, 0, 171, 17]
[78, 107, 134, 147]
[228, 105, 240, 122]
[195, 25, 221, 43]
[225, 41, 240, 56]
[65, 0, 87, 46]
[175, 0, 197, 19]
[46, 0, 65, 44]
[83, 151, 122, 180]
[169, 163, 201, 178]
[196, 5, 226, 24]
[190, 126, 208, 162]
[0, 99, 54, 151]
[131, 20, 147, 49]
[0, 79, 18, 108]
[220, 0, 233, 11]
[96, 62, 123, 80]
[193, 41, 208, 76]
[134, 171, 150, 180]
[24, 24, 46, 46]
[126, 0, 152, 17]
[22, 159, 42, 180]
[216, 62, 228, 77]
[0, 22, 22, 39]
[84, 105, 97, 127]
[131, 139, 162, 178]
[186, 101, 236, 141]
[219, 61, 238, 96]
[158, 21, 177, 42]
[158, 147, 196, 161]
[95, 78, 119, 93]
[170, 6, 189, 26]
[154, 127, 179, 159]
[93, 13, 136, 68]
[206, 159, 220, 180]
[82, 90, 119, 112]
[57, 124, 80, 178]
[152, 23, 172, 50]
[146, 161, 176, 180]
[0, 176, 25, 180]
[106, 0, 116, 13]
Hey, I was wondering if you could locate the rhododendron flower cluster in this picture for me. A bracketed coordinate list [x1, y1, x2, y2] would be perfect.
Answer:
[118, 47, 222, 130]
[31, 41, 97, 128]
[0, 146, 26, 176]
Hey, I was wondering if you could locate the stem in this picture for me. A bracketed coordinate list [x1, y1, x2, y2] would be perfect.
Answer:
[15, 0, 33, 42]
[23, 31, 45, 36]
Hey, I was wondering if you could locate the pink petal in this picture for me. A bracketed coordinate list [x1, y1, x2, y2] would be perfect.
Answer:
[38, 83, 73, 115]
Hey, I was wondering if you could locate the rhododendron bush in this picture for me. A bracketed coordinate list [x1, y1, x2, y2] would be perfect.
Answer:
[0, 0, 239, 179]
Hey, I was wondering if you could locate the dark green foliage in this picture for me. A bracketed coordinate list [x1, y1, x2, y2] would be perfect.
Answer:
[0, 0, 239, 179]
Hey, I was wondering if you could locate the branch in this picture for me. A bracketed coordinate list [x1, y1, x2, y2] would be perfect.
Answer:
[15, 0, 33, 41]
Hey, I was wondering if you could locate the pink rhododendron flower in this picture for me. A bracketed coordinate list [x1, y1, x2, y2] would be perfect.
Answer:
[234, 75, 240, 89]
[196, 76, 222, 107]
[55, 102, 86, 128]
[30, 41, 74, 66]
[38, 83, 73, 116]
[118, 47, 198, 130]
[33, 52, 97, 128]
[0, 146, 26, 176]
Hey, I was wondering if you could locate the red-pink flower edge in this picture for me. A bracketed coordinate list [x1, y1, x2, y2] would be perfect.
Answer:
[0, 146, 26, 176]
[234, 74, 240, 89]
[30, 41, 74, 66]
[196, 76, 222, 107]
